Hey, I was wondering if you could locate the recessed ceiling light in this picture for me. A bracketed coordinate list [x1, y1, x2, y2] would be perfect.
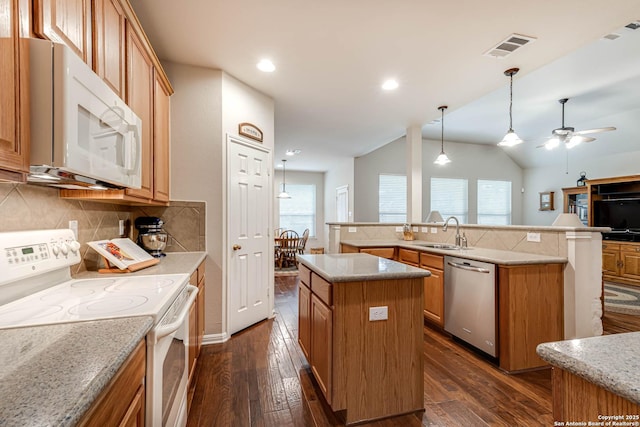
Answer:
[257, 59, 276, 72]
[382, 79, 399, 91]
[285, 149, 301, 156]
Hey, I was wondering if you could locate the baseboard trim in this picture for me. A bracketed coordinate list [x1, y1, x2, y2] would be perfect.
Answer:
[202, 332, 229, 345]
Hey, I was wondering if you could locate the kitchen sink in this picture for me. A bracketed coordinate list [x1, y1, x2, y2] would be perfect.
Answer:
[414, 243, 460, 250]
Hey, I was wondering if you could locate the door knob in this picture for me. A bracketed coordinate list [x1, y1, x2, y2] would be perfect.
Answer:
[233, 244, 242, 251]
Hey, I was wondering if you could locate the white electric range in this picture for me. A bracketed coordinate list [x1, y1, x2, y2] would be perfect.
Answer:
[0, 229, 197, 427]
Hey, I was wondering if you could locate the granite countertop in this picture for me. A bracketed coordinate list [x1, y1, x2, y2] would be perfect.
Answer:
[536, 332, 640, 405]
[0, 317, 153, 427]
[297, 253, 431, 282]
[341, 239, 568, 265]
[76, 251, 207, 279]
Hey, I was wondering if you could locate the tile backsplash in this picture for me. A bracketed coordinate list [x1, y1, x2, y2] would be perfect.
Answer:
[0, 183, 205, 273]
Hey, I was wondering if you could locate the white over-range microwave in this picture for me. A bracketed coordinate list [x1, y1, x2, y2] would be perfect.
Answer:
[28, 39, 142, 190]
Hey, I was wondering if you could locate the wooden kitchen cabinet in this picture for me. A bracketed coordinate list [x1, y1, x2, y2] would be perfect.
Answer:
[187, 261, 205, 410]
[603, 241, 640, 287]
[78, 339, 146, 427]
[498, 263, 564, 372]
[125, 20, 154, 200]
[92, 0, 125, 97]
[153, 72, 171, 202]
[298, 266, 311, 360]
[398, 248, 419, 266]
[310, 293, 333, 402]
[297, 263, 424, 424]
[420, 252, 444, 327]
[33, 0, 93, 64]
[0, 0, 29, 182]
[340, 244, 395, 259]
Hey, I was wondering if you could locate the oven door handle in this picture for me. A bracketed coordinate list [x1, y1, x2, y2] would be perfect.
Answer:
[152, 285, 198, 342]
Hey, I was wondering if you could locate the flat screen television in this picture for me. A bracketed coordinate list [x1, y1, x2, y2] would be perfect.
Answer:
[593, 199, 640, 231]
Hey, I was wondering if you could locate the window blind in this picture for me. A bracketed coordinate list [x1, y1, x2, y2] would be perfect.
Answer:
[279, 184, 316, 236]
[478, 180, 512, 225]
[430, 177, 468, 223]
[379, 174, 406, 222]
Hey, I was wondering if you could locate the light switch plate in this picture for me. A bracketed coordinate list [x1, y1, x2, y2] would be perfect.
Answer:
[527, 232, 541, 242]
[430, 227, 438, 234]
[68, 220, 78, 240]
[348, 227, 357, 233]
[395, 226, 403, 232]
[421, 227, 428, 233]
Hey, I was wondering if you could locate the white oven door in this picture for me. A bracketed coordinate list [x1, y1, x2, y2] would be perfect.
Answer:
[147, 285, 198, 427]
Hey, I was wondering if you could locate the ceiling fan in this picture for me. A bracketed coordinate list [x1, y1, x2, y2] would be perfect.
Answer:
[540, 98, 616, 150]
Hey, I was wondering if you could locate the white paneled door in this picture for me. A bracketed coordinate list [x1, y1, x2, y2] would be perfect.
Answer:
[227, 135, 271, 335]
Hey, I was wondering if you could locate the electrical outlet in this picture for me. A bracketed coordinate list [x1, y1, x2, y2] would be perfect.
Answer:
[119, 220, 126, 237]
[369, 306, 388, 321]
[527, 232, 541, 242]
[430, 227, 438, 234]
[68, 220, 78, 240]
[348, 227, 357, 233]
[421, 227, 428, 233]
[412, 226, 418, 232]
[395, 226, 403, 232]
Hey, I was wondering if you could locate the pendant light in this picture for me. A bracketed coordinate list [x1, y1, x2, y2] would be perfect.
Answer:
[277, 159, 291, 199]
[498, 67, 523, 147]
[434, 105, 451, 165]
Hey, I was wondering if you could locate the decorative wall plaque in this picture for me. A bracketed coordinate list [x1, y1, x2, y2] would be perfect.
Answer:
[238, 123, 263, 142]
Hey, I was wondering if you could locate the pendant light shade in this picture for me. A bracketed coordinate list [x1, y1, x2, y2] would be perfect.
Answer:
[434, 105, 451, 165]
[277, 159, 291, 199]
[498, 68, 523, 147]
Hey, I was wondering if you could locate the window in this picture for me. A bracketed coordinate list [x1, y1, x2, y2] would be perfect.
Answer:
[279, 184, 316, 236]
[478, 180, 512, 225]
[430, 178, 468, 223]
[379, 174, 406, 222]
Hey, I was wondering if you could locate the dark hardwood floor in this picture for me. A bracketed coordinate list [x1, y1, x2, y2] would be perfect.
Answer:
[187, 275, 640, 427]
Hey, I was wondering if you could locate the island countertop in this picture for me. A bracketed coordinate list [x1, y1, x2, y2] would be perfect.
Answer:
[297, 253, 431, 283]
[536, 332, 640, 405]
[340, 239, 568, 265]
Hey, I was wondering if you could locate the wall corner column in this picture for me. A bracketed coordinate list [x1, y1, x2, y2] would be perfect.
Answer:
[406, 125, 423, 223]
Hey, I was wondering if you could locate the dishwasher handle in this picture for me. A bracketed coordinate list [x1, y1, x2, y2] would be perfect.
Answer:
[447, 260, 491, 274]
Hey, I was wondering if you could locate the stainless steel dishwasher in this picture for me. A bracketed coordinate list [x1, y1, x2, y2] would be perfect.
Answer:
[444, 255, 497, 357]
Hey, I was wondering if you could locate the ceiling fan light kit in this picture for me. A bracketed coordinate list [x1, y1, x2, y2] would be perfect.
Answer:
[434, 105, 451, 165]
[543, 97, 615, 150]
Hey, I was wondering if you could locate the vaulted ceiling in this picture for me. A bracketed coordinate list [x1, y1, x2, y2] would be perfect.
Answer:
[130, 0, 640, 171]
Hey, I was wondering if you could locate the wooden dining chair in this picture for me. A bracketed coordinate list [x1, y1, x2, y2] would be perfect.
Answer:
[298, 228, 309, 254]
[278, 230, 299, 268]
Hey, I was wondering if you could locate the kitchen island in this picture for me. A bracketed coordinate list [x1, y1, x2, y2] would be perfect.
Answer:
[537, 333, 640, 421]
[296, 253, 430, 425]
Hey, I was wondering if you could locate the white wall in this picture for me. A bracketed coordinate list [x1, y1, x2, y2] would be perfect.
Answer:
[324, 157, 355, 250]
[273, 170, 325, 251]
[523, 149, 640, 225]
[354, 137, 524, 224]
[164, 61, 274, 337]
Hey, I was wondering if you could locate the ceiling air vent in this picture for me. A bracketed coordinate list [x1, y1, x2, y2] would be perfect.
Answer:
[625, 21, 640, 30]
[602, 33, 621, 41]
[483, 34, 537, 58]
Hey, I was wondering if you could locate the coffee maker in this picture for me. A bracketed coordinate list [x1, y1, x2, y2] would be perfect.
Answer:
[135, 216, 168, 257]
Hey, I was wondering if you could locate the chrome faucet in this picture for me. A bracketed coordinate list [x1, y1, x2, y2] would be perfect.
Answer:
[443, 216, 461, 247]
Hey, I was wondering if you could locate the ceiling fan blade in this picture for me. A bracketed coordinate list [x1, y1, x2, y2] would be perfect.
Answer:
[566, 135, 596, 149]
[574, 126, 616, 135]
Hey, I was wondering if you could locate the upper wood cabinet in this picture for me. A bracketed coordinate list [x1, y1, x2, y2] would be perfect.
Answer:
[153, 72, 170, 202]
[92, 0, 125, 97]
[124, 20, 154, 200]
[33, 0, 92, 64]
[0, 0, 29, 181]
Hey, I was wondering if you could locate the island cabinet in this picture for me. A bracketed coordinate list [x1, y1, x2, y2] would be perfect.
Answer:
[78, 339, 146, 426]
[498, 263, 564, 372]
[0, 0, 29, 182]
[552, 368, 640, 422]
[297, 255, 426, 425]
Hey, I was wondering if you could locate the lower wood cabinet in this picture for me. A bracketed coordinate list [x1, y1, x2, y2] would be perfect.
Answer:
[79, 339, 146, 427]
[420, 252, 444, 327]
[298, 281, 311, 361]
[187, 261, 205, 410]
[603, 241, 640, 286]
[398, 248, 419, 266]
[310, 293, 332, 402]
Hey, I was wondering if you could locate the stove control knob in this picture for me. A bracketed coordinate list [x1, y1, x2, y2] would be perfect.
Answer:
[60, 243, 69, 256]
[51, 244, 60, 256]
[69, 241, 81, 254]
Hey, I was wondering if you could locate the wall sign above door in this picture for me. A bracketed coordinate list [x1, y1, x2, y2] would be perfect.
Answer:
[238, 123, 263, 143]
